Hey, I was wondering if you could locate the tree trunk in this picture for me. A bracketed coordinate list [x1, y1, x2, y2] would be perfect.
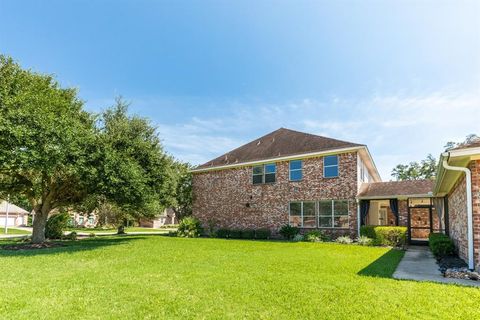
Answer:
[117, 224, 125, 234]
[32, 210, 48, 243]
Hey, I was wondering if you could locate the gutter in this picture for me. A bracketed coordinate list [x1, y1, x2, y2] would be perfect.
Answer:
[441, 152, 474, 270]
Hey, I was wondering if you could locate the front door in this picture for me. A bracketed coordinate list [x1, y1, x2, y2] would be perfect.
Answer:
[408, 198, 437, 244]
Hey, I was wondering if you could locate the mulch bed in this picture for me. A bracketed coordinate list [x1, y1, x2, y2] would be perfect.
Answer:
[1, 242, 65, 251]
[437, 255, 479, 281]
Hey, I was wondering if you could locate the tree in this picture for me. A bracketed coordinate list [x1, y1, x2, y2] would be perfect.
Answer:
[170, 161, 193, 220]
[391, 154, 437, 181]
[0, 55, 97, 243]
[444, 133, 480, 150]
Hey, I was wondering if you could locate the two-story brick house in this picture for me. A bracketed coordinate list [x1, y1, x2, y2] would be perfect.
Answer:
[192, 128, 382, 237]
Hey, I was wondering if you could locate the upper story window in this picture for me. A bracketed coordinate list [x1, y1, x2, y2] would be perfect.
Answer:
[289, 160, 303, 181]
[324, 155, 339, 178]
[252, 163, 276, 184]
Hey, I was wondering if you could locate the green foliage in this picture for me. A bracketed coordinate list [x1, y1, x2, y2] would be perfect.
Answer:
[335, 236, 353, 244]
[241, 229, 255, 239]
[360, 226, 407, 247]
[356, 236, 373, 246]
[391, 154, 437, 181]
[429, 233, 455, 258]
[292, 234, 304, 242]
[216, 228, 230, 238]
[170, 162, 193, 220]
[305, 230, 330, 242]
[254, 228, 271, 240]
[360, 226, 376, 239]
[45, 213, 70, 239]
[444, 134, 480, 151]
[177, 217, 203, 238]
[65, 231, 77, 241]
[229, 229, 243, 239]
[279, 225, 299, 240]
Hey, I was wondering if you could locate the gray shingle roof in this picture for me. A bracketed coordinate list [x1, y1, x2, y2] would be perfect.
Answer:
[358, 180, 434, 198]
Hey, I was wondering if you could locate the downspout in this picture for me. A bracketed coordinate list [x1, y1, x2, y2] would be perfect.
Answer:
[357, 199, 361, 236]
[442, 153, 474, 270]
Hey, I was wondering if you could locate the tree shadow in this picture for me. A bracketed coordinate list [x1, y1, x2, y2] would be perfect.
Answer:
[0, 235, 146, 257]
[357, 248, 405, 278]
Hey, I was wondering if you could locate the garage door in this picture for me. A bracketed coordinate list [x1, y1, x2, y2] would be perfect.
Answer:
[0, 217, 16, 226]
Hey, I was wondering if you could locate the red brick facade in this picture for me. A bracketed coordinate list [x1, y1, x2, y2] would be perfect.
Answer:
[193, 152, 359, 237]
[447, 160, 480, 270]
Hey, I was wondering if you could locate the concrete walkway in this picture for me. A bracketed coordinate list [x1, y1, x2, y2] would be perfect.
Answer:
[393, 246, 480, 287]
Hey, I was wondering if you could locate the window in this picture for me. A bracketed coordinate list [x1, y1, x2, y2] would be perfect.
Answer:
[318, 200, 349, 228]
[324, 155, 339, 178]
[289, 160, 303, 181]
[88, 217, 94, 225]
[289, 201, 317, 227]
[78, 216, 84, 224]
[252, 163, 276, 184]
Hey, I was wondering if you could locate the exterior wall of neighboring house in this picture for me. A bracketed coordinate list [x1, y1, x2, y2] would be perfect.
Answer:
[139, 209, 178, 228]
[0, 214, 28, 227]
[71, 212, 97, 228]
[448, 160, 480, 270]
[193, 152, 360, 237]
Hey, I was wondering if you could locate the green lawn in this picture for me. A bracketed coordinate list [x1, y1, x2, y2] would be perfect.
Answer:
[0, 228, 31, 235]
[67, 227, 173, 234]
[0, 236, 479, 319]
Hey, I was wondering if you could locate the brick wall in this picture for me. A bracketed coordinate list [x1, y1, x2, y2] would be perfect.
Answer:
[193, 152, 359, 237]
[448, 160, 480, 270]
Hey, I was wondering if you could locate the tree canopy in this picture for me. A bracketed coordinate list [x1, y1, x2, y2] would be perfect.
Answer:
[391, 154, 437, 181]
[0, 55, 187, 242]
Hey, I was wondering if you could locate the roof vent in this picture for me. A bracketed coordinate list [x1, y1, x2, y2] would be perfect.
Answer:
[257, 140, 261, 146]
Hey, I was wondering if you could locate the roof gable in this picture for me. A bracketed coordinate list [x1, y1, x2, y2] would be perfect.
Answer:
[196, 128, 363, 169]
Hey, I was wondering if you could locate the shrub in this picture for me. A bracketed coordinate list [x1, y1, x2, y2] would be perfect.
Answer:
[305, 230, 331, 242]
[241, 229, 255, 239]
[168, 231, 178, 237]
[292, 234, 304, 242]
[336, 236, 353, 244]
[64, 231, 77, 241]
[279, 225, 299, 240]
[429, 233, 455, 258]
[229, 229, 243, 239]
[88, 232, 96, 238]
[45, 212, 70, 239]
[254, 228, 271, 240]
[356, 236, 372, 246]
[360, 226, 407, 247]
[177, 217, 203, 238]
[216, 228, 230, 238]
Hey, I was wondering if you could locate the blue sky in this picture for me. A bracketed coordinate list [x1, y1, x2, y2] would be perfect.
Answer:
[1, 0, 479, 179]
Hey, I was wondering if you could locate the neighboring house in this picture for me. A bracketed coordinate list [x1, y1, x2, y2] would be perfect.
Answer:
[139, 208, 178, 228]
[192, 128, 480, 270]
[0, 200, 29, 227]
[70, 212, 97, 228]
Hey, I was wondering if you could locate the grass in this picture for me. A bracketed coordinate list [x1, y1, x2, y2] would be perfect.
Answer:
[66, 227, 174, 234]
[0, 236, 479, 319]
[0, 228, 31, 235]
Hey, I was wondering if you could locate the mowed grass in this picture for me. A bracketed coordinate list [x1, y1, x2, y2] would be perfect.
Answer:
[67, 227, 173, 234]
[0, 236, 479, 320]
[0, 228, 31, 235]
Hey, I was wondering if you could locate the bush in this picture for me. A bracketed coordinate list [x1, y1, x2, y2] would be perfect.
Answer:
[360, 226, 407, 247]
[64, 231, 77, 241]
[216, 228, 230, 239]
[356, 236, 372, 246]
[177, 217, 203, 238]
[429, 233, 455, 258]
[336, 236, 353, 244]
[229, 229, 243, 239]
[254, 228, 271, 240]
[88, 232, 96, 238]
[168, 230, 178, 237]
[279, 225, 299, 240]
[45, 213, 70, 239]
[241, 229, 255, 239]
[305, 230, 331, 242]
[292, 234, 304, 242]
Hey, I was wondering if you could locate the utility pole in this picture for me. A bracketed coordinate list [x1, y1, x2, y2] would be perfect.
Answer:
[4, 194, 10, 234]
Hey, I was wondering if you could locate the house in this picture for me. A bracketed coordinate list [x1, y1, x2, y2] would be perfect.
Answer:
[192, 128, 480, 271]
[0, 200, 29, 227]
[70, 212, 97, 228]
[139, 208, 178, 228]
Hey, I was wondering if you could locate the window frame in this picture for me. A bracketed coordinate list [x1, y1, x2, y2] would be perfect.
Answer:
[288, 200, 349, 229]
[323, 155, 339, 178]
[289, 160, 303, 181]
[318, 200, 349, 229]
[252, 163, 276, 185]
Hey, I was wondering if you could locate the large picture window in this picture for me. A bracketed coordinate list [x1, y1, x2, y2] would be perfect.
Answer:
[289, 160, 303, 181]
[289, 200, 349, 228]
[252, 163, 276, 184]
[324, 155, 339, 178]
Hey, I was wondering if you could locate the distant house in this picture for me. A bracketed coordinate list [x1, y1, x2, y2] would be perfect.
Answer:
[0, 200, 29, 227]
[139, 208, 177, 228]
[70, 212, 97, 228]
[191, 128, 480, 272]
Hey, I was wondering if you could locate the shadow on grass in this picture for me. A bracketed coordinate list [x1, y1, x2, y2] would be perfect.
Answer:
[0, 235, 146, 257]
[358, 248, 405, 278]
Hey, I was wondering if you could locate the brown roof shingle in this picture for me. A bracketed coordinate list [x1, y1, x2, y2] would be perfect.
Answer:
[450, 139, 480, 151]
[196, 128, 363, 169]
[358, 180, 434, 198]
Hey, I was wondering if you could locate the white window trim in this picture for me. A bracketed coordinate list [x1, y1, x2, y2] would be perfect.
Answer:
[289, 200, 349, 229]
[289, 160, 303, 181]
[323, 155, 339, 178]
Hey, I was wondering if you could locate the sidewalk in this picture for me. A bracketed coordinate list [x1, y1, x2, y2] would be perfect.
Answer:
[393, 246, 480, 287]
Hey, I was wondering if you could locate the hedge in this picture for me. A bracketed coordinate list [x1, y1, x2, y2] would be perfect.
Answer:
[215, 228, 271, 240]
[428, 233, 455, 258]
[360, 226, 407, 247]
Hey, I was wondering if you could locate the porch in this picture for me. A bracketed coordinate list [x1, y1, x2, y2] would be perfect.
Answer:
[358, 180, 446, 244]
